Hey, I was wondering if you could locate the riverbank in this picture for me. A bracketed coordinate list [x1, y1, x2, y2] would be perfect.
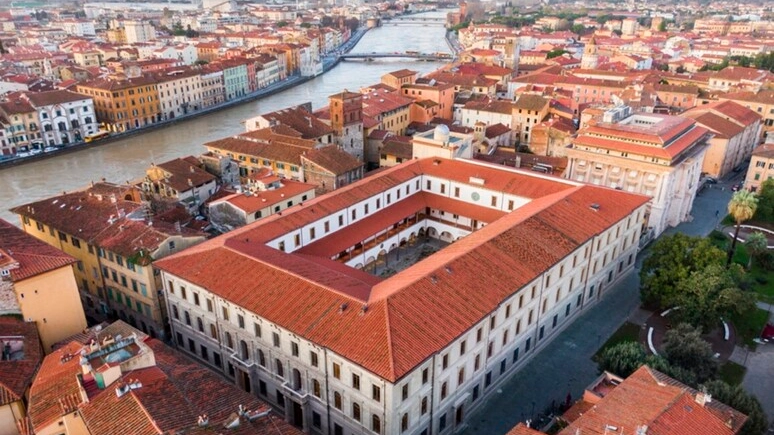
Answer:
[0, 27, 370, 170]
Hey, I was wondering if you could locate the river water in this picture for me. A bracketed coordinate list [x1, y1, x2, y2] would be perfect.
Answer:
[0, 11, 451, 224]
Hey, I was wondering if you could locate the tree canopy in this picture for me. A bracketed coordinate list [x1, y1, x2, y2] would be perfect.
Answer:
[703, 380, 769, 435]
[753, 179, 774, 222]
[727, 190, 758, 266]
[661, 323, 717, 383]
[640, 233, 725, 309]
[673, 264, 756, 331]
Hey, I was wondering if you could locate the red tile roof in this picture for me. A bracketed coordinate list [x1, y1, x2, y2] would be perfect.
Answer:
[301, 145, 364, 175]
[558, 366, 746, 435]
[0, 219, 76, 282]
[155, 158, 649, 382]
[0, 318, 42, 407]
[153, 156, 217, 191]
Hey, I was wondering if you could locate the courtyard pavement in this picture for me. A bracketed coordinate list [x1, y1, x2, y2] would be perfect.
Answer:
[461, 176, 739, 434]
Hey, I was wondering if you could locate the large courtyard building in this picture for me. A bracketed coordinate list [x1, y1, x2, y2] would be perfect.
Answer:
[566, 105, 710, 238]
[155, 157, 649, 435]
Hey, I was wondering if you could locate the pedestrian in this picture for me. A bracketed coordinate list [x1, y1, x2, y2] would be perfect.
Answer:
[715, 210, 719, 218]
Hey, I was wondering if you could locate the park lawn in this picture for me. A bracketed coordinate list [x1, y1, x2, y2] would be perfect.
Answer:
[708, 231, 773, 302]
[592, 322, 641, 361]
[731, 307, 770, 349]
[718, 361, 747, 386]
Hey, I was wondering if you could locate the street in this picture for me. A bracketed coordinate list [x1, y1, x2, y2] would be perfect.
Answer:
[461, 173, 740, 434]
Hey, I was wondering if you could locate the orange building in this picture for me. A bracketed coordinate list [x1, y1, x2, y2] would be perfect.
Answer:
[75, 75, 161, 133]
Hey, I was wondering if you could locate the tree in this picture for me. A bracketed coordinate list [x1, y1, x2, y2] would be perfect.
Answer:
[640, 233, 725, 309]
[571, 23, 585, 35]
[673, 264, 756, 331]
[753, 179, 774, 222]
[661, 323, 717, 383]
[276, 20, 289, 28]
[727, 190, 758, 267]
[745, 232, 768, 270]
[703, 380, 769, 435]
[546, 49, 569, 59]
[658, 20, 667, 32]
[598, 341, 648, 377]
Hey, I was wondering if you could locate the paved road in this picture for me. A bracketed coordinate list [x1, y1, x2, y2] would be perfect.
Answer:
[462, 177, 737, 434]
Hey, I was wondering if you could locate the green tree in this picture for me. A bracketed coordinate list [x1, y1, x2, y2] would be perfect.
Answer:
[673, 264, 756, 331]
[571, 23, 585, 35]
[276, 20, 289, 28]
[727, 190, 758, 267]
[745, 232, 768, 270]
[546, 49, 569, 59]
[662, 323, 717, 383]
[703, 380, 769, 435]
[753, 179, 774, 222]
[658, 20, 667, 32]
[640, 234, 725, 308]
[597, 341, 647, 377]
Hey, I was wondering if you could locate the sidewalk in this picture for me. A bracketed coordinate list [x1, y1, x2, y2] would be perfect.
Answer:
[462, 181, 734, 434]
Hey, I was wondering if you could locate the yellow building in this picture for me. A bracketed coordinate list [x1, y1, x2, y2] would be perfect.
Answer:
[745, 142, 774, 192]
[361, 88, 413, 135]
[0, 219, 87, 353]
[11, 183, 206, 340]
[75, 75, 161, 133]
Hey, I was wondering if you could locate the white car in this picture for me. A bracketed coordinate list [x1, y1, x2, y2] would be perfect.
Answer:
[43, 146, 57, 153]
[15, 152, 31, 158]
[29, 148, 42, 155]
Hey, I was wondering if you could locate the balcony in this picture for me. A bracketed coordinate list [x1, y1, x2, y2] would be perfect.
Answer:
[281, 380, 309, 404]
[229, 351, 255, 369]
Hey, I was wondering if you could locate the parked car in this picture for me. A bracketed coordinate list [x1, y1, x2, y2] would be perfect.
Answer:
[703, 177, 718, 184]
[43, 146, 57, 153]
[732, 183, 742, 192]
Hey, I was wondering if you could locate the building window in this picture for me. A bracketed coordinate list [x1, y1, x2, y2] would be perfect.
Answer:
[291, 342, 299, 357]
[352, 374, 360, 390]
[352, 403, 361, 422]
[310, 351, 318, 367]
[422, 368, 429, 384]
[402, 384, 409, 401]
[421, 397, 428, 414]
[442, 354, 449, 369]
[225, 332, 233, 349]
[275, 359, 284, 378]
[401, 413, 409, 432]
[441, 382, 448, 400]
[333, 362, 341, 379]
[313, 379, 321, 397]
[210, 324, 217, 339]
[254, 323, 262, 337]
[372, 415, 382, 434]
[238, 314, 245, 329]
[334, 392, 342, 410]
[272, 332, 280, 347]
[372, 384, 381, 402]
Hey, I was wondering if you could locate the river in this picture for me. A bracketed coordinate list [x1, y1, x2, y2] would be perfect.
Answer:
[0, 11, 451, 224]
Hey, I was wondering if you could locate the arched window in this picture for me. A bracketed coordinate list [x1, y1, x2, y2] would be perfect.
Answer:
[334, 392, 342, 410]
[292, 368, 301, 390]
[57, 121, 66, 131]
[240, 340, 248, 360]
[225, 332, 233, 349]
[196, 317, 203, 332]
[401, 413, 408, 432]
[257, 349, 266, 367]
[372, 415, 381, 434]
[209, 324, 217, 339]
[352, 403, 361, 422]
[312, 379, 321, 397]
[275, 359, 284, 378]
[184, 311, 191, 326]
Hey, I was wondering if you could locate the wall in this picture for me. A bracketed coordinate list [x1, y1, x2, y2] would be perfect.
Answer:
[15, 266, 87, 353]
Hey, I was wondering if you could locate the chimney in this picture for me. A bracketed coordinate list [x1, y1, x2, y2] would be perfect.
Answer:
[695, 391, 711, 406]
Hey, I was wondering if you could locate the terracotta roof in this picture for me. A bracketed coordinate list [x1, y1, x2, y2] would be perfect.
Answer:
[255, 105, 334, 140]
[22, 89, 90, 107]
[0, 318, 42, 407]
[215, 180, 316, 214]
[210, 131, 314, 166]
[153, 156, 217, 191]
[77, 75, 158, 91]
[384, 69, 418, 79]
[381, 138, 413, 160]
[514, 94, 549, 112]
[558, 366, 747, 435]
[27, 341, 84, 431]
[155, 158, 649, 382]
[79, 339, 302, 435]
[0, 219, 77, 282]
[301, 145, 363, 175]
[463, 99, 515, 114]
[753, 143, 774, 159]
[684, 100, 761, 129]
[685, 112, 743, 139]
[506, 423, 547, 435]
[486, 123, 512, 139]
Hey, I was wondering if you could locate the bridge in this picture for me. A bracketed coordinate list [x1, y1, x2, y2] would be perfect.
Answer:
[382, 16, 447, 26]
[340, 52, 455, 61]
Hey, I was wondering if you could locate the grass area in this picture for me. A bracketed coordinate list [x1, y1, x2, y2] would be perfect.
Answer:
[730, 307, 770, 349]
[593, 322, 641, 361]
[718, 361, 747, 386]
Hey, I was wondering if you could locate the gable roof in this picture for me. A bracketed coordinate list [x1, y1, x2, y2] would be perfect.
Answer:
[301, 145, 363, 175]
[0, 219, 76, 281]
[154, 158, 649, 382]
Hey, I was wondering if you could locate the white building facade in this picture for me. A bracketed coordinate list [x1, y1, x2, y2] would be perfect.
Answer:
[158, 158, 649, 435]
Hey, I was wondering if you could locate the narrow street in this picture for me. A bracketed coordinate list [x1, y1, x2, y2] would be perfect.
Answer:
[462, 174, 740, 434]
